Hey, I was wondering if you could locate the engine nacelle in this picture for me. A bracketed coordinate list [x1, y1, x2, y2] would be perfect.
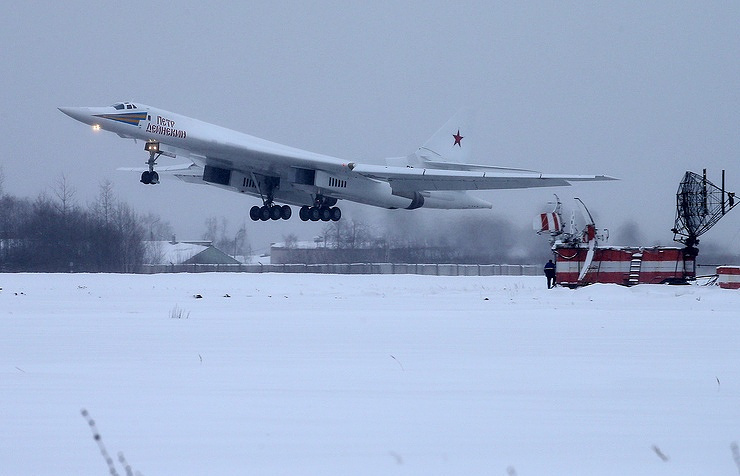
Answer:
[392, 190, 425, 209]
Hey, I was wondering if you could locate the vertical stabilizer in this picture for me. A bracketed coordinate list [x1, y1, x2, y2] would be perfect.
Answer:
[409, 109, 474, 166]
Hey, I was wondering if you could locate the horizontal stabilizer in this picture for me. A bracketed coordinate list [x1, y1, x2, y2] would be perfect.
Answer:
[421, 160, 540, 173]
[117, 163, 203, 176]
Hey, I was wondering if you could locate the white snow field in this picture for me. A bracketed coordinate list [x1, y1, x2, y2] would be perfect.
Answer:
[2, 272, 740, 475]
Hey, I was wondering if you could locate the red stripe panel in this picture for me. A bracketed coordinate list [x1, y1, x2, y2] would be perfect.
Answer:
[717, 266, 740, 275]
[719, 282, 740, 289]
[557, 271, 690, 285]
[640, 250, 684, 261]
[556, 248, 688, 262]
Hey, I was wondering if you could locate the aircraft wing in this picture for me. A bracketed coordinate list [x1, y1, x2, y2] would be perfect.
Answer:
[347, 163, 617, 192]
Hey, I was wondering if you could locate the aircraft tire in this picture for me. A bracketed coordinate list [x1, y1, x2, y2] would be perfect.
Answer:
[259, 205, 271, 221]
[140, 171, 151, 184]
[319, 207, 332, 221]
[309, 207, 320, 221]
[151, 171, 159, 184]
[330, 207, 341, 221]
[249, 206, 261, 221]
[270, 206, 282, 220]
[299, 206, 310, 221]
[280, 205, 292, 220]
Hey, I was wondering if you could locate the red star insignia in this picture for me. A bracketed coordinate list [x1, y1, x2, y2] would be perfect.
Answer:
[453, 129, 463, 147]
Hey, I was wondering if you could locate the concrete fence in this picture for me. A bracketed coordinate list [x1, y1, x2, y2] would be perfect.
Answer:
[140, 263, 543, 276]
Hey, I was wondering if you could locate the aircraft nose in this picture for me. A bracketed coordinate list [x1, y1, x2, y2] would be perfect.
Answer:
[58, 106, 94, 125]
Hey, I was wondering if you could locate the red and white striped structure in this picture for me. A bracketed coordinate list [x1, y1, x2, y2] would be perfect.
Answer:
[534, 212, 562, 234]
[555, 246, 696, 287]
[717, 266, 740, 289]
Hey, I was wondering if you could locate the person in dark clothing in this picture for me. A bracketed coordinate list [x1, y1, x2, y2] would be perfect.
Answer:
[544, 259, 556, 289]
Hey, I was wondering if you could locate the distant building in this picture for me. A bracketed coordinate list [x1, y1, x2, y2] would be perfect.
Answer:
[144, 238, 240, 265]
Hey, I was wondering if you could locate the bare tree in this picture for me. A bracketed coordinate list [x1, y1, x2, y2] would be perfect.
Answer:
[143, 240, 165, 265]
[53, 174, 77, 217]
[201, 216, 250, 257]
[112, 202, 146, 272]
[232, 222, 250, 258]
[322, 218, 374, 249]
[138, 212, 173, 241]
[202, 216, 228, 244]
[283, 233, 298, 249]
[0, 193, 30, 269]
[91, 179, 116, 225]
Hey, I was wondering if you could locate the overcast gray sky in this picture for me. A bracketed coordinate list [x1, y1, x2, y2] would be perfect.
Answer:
[1, 2, 739, 255]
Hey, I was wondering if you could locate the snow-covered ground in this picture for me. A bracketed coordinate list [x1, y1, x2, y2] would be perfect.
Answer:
[2, 273, 740, 475]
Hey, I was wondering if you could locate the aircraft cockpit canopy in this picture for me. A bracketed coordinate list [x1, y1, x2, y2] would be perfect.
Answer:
[111, 102, 138, 110]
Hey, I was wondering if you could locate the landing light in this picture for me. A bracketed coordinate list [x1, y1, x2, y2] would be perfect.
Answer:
[144, 141, 160, 152]
[92, 124, 101, 131]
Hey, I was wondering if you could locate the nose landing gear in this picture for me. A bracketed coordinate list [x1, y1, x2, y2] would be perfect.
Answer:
[141, 140, 161, 185]
[140, 170, 159, 185]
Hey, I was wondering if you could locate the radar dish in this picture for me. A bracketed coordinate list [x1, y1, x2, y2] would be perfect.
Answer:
[672, 170, 737, 247]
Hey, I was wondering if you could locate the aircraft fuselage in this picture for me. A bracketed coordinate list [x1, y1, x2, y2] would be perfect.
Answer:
[59, 103, 490, 213]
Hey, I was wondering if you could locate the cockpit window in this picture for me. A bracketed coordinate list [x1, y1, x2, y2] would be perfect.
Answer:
[111, 102, 137, 110]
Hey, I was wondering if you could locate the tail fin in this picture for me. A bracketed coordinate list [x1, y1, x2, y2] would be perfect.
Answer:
[412, 109, 473, 166]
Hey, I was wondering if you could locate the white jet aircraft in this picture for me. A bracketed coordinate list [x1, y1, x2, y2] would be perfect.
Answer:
[59, 102, 615, 222]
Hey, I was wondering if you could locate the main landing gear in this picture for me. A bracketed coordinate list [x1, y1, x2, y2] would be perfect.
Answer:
[248, 204, 341, 222]
[141, 140, 161, 185]
[249, 204, 292, 221]
[298, 205, 341, 222]
[249, 195, 342, 222]
[248, 175, 292, 221]
[298, 195, 341, 222]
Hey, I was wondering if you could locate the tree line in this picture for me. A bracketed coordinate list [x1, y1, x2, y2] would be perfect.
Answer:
[0, 177, 150, 272]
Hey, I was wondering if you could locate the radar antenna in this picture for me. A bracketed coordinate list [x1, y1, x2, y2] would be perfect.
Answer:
[672, 169, 737, 247]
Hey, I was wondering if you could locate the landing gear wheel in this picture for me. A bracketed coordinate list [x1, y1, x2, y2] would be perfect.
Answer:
[270, 205, 282, 220]
[140, 170, 159, 185]
[259, 205, 271, 221]
[249, 205, 261, 221]
[299, 206, 310, 221]
[319, 207, 332, 221]
[280, 205, 292, 220]
[309, 207, 320, 221]
[330, 207, 341, 221]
